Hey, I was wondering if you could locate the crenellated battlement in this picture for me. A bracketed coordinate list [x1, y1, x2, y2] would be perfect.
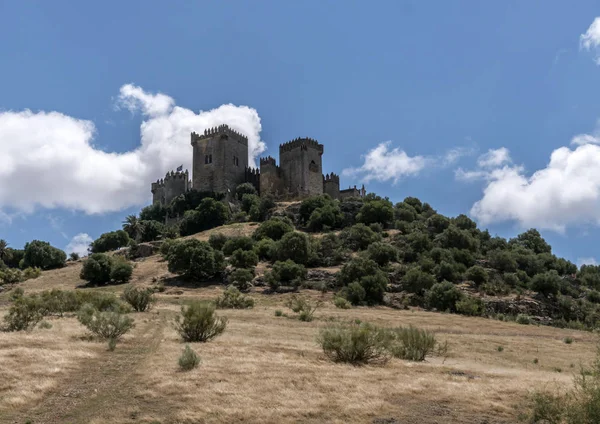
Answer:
[260, 156, 277, 166]
[191, 124, 248, 146]
[279, 137, 324, 154]
[323, 172, 340, 184]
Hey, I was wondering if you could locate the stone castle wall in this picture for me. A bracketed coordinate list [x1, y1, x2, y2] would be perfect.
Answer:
[151, 124, 366, 206]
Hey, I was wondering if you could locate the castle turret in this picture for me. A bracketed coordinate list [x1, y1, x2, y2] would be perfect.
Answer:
[191, 124, 249, 194]
[150, 169, 190, 206]
[323, 172, 340, 199]
[259, 156, 285, 197]
[279, 137, 324, 198]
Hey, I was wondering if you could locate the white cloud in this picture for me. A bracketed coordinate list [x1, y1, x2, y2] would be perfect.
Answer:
[477, 147, 512, 168]
[0, 84, 266, 215]
[469, 141, 600, 232]
[581, 17, 600, 64]
[442, 146, 476, 166]
[65, 233, 93, 257]
[342, 141, 427, 184]
[578, 257, 598, 267]
[455, 168, 489, 182]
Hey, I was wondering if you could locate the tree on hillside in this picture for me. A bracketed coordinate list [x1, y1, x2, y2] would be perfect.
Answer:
[122, 215, 143, 241]
[0, 239, 9, 263]
[22, 240, 66, 270]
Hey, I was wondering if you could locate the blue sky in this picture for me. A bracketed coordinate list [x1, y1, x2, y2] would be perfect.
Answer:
[1, 1, 600, 263]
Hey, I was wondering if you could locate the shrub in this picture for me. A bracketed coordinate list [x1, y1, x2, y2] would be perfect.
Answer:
[167, 239, 224, 280]
[228, 268, 255, 291]
[253, 218, 294, 241]
[138, 220, 165, 242]
[39, 320, 52, 329]
[179, 345, 201, 371]
[357, 199, 394, 227]
[425, 281, 463, 312]
[215, 286, 254, 309]
[465, 265, 488, 285]
[402, 268, 437, 294]
[159, 238, 177, 259]
[387, 326, 437, 361]
[299, 195, 335, 223]
[229, 249, 258, 269]
[317, 322, 390, 365]
[367, 242, 398, 266]
[175, 301, 227, 342]
[208, 233, 229, 251]
[122, 286, 155, 312]
[241, 193, 260, 214]
[455, 296, 484, 316]
[564, 337, 574, 344]
[2, 296, 43, 331]
[516, 314, 532, 325]
[344, 282, 367, 305]
[90, 230, 130, 253]
[307, 203, 344, 231]
[235, 182, 258, 201]
[358, 272, 388, 305]
[275, 232, 312, 265]
[23, 267, 42, 280]
[333, 296, 352, 309]
[435, 261, 462, 283]
[265, 260, 307, 291]
[274, 309, 283, 317]
[254, 238, 275, 261]
[22, 240, 67, 270]
[337, 257, 380, 286]
[222, 237, 255, 256]
[530, 271, 561, 297]
[69, 252, 81, 261]
[77, 304, 134, 340]
[340, 224, 382, 251]
[285, 295, 320, 321]
[80, 253, 114, 285]
[109, 260, 133, 284]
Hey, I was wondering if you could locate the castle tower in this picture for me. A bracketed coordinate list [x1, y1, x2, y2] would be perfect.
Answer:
[191, 124, 249, 193]
[150, 169, 190, 206]
[279, 137, 324, 198]
[259, 156, 285, 197]
[323, 172, 340, 199]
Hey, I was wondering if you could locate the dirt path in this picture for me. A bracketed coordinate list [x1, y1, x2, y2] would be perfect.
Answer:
[4, 310, 169, 424]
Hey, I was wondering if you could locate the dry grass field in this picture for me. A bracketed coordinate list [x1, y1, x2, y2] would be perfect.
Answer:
[0, 240, 596, 423]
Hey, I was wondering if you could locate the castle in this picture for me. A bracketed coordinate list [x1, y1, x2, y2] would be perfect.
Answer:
[151, 124, 365, 206]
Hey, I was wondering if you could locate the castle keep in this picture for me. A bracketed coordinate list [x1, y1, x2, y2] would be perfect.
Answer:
[151, 124, 365, 205]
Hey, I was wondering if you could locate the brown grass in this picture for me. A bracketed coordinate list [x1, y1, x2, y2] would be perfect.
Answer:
[0, 251, 596, 423]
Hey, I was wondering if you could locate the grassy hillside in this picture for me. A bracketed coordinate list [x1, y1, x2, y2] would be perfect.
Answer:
[0, 222, 597, 423]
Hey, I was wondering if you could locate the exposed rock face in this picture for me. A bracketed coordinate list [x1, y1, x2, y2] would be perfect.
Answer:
[130, 243, 158, 259]
[483, 296, 548, 318]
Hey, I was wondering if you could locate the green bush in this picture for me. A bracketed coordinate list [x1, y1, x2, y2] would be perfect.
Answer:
[253, 218, 294, 241]
[340, 224, 382, 251]
[530, 271, 561, 297]
[179, 345, 201, 371]
[229, 249, 258, 269]
[222, 237, 255, 256]
[166, 239, 224, 280]
[2, 296, 43, 331]
[80, 253, 114, 285]
[402, 268, 437, 294]
[254, 238, 275, 261]
[285, 295, 320, 321]
[358, 272, 388, 305]
[340, 283, 365, 307]
[317, 322, 390, 364]
[159, 238, 177, 259]
[367, 242, 398, 266]
[122, 286, 155, 312]
[435, 261, 462, 283]
[337, 257, 380, 287]
[465, 265, 488, 285]
[387, 326, 437, 361]
[275, 232, 312, 265]
[175, 301, 227, 342]
[455, 296, 484, 316]
[425, 281, 463, 312]
[77, 304, 134, 340]
[22, 240, 67, 270]
[357, 199, 394, 227]
[90, 230, 130, 254]
[235, 182, 258, 201]
[228, 268, 255, 291]
[333, 296, 352, 309]
[208, 233, 229, 251]
[215, 286, 254, 309]
[299, 195, 335, 224]
[516, 314, 532, 325]
[69, 252, 80, 261]
[109, 260, 133, 284]
[179, 198, 229, 236]
[138, 220, 165, 242]
[265, 260, 307, 290]
[307, 203, 344, 231]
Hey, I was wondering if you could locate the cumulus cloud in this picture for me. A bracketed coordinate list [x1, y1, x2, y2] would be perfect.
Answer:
[0, 84, 265, 215]
[468, 141, 600, 232]
[65, 233, 93, 256]
[477, 148, 511, 168]
[581, 17, 600, 64]
[442, 146, 476, 166]
[342, 142, 427, 184]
